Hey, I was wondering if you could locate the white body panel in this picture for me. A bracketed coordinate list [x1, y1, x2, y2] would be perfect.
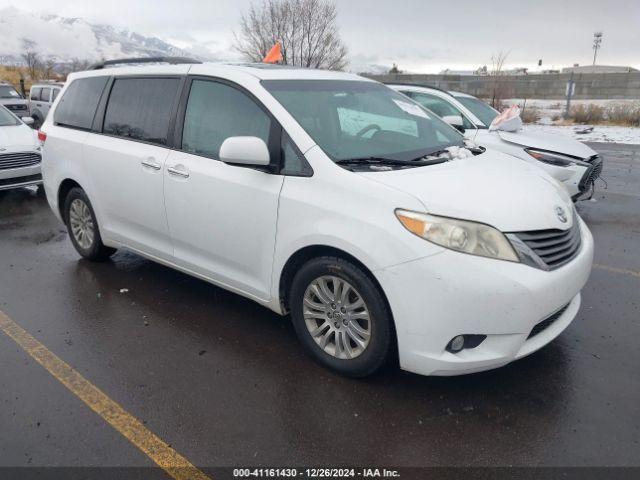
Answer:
[164, 149, 284, 301]
[41, 64, 594, 376]
[82, 134, 173, 260]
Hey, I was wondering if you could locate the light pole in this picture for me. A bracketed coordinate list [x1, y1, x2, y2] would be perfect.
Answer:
[592, 32, 603, 65]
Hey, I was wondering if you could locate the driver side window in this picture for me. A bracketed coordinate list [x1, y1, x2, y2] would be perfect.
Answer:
[403, 91, 474, 129]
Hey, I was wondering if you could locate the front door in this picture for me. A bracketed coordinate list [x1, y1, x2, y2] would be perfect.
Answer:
[163, 78, 283, 300]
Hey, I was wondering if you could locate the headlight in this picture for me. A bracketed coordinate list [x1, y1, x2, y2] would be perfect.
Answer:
[525, 148, 577, 167]
[395, 210, 519, 262]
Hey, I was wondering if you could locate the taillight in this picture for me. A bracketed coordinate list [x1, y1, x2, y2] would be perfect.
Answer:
[38, 131, 47, 143]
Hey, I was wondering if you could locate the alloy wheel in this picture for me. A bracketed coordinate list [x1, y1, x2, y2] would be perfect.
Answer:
[303, 275, 371, 359]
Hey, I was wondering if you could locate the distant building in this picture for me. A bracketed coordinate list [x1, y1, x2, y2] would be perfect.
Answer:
[503, 67, 528, 75]
[439, 66, 488, 76]
[562, 64, 639, 74]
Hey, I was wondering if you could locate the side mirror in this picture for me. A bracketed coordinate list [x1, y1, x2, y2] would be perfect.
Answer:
[220, 136, 271, 167]
[442, 115, 465, 133]
[22, 116, 35, 126]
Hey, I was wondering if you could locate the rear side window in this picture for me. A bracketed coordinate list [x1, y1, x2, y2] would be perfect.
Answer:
[30, 87, 42, 101]
[54, 77, 109, 130]
[41, 88, 51, 102]
[52, 89, 60, 101]
[182, 80, 271, 159]
[103, 78, 180, 146]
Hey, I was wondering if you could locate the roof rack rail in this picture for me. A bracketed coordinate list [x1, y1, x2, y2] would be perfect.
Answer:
[89, 57, 202, 70]
[383, 82, 455, 97]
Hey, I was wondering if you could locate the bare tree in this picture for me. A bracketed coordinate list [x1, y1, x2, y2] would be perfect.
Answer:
[234, 0, 348, 70]
[43, 58, 57, 80]
[488, 50, 513, 109]
[69, 58, 92, 73]
[22, 50, 41, 80]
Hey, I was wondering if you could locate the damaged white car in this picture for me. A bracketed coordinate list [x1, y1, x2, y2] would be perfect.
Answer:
[388, 84, 603, 201]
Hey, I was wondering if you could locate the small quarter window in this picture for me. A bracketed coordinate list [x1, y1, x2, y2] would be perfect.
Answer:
[54, 77, 109, 130]
[281, 133, 312, 176]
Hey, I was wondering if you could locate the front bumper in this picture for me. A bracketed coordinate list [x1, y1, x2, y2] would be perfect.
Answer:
[0, 155, 42, 191]
[375, 217, 594, 376]
[573, 156, 604, 201]
[2, 105, 29, 118]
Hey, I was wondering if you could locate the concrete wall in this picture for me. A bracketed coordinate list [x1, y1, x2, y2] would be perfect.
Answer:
[365, 72, 640, 100]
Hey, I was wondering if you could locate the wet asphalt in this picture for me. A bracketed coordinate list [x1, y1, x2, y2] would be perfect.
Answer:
[0, 142, 638, 472]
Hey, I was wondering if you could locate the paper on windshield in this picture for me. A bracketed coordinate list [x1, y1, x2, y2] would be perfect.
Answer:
[393, 99, 430, 119]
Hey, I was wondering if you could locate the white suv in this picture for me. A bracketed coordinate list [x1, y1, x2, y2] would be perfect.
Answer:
[41, 60, 593, 377]
[388, 84, 603, 201]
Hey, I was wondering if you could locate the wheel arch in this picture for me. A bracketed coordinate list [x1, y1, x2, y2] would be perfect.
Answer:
[278, 244, 399, 364]
[57, 178, 82, 221]
[278, 244, 392, 317]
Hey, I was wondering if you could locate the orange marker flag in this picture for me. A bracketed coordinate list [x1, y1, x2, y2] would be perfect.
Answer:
[263, 41, 283, 64]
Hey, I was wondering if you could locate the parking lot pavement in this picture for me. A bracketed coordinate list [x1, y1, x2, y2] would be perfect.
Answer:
[0, 142, 638, 474]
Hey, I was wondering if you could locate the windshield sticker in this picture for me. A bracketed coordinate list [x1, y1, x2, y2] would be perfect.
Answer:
[392, 99, 430, 119]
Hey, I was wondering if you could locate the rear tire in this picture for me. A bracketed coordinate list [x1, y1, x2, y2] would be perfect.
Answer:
[289, 256, 392, 377]
[63, 187, 115, 261]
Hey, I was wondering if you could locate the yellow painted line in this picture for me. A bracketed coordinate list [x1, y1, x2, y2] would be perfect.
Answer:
[0, 310, 211, 480]
[594, 263, 640, 278]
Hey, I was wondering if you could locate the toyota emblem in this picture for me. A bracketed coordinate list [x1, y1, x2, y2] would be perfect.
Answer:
[555, 206, 568, 223]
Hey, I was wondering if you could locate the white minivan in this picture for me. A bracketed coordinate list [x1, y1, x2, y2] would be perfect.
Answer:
[41, 59, 593, 377]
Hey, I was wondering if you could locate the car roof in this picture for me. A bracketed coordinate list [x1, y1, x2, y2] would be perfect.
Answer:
[68, 62, 369, 83]
[387, 83, 480, 100]
[448, 90, 476, 98]
[31, 82, 65, 87]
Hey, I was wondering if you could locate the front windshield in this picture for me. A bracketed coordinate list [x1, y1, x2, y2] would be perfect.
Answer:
[0, 107, 20, 126]
[262, 80, 463, 162]
[455, 96, 499, 127]
[0, 85, 22, 99]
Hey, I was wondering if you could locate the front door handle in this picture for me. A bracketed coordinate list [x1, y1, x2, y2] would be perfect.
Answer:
[167, 165, 190, 178]
[141, 158, 161, 170]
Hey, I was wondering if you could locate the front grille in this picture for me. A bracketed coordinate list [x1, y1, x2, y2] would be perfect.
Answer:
[0, 173, 42, 187]
[511, 214, 582, 270]
[0, 152, 41, 170]
[5, 104, 28, 111]
[528, 303, 570, 339]
[579, 157, 603, 191]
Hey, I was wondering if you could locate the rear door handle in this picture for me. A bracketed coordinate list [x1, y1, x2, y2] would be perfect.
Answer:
[167, 165, 190, 178]
[141, 158, 161, 170]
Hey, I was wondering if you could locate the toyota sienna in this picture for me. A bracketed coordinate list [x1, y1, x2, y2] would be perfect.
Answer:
[41, 59, 593, 377]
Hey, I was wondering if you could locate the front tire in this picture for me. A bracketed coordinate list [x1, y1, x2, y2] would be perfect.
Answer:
[63, 187, 115, 261]
[289, 256, 392, 377]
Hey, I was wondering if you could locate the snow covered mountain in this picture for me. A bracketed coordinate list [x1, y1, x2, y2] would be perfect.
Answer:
[0, 7, 217, 64]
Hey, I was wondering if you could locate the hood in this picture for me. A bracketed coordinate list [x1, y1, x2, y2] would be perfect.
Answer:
[497, 129, 596, 159]
[0, 124, 38, 149]
[360, 151, 573, 232]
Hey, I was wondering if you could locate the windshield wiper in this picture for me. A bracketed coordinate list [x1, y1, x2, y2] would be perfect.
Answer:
[336, 156, 448, 167]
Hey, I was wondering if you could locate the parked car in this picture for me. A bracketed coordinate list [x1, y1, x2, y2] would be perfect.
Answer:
[388, 84, 603, 201]
[0, 105, 42, 191]
[0, 82, 30, 119]
[41, 59, 593, 377]
[29, 82, 64, 129]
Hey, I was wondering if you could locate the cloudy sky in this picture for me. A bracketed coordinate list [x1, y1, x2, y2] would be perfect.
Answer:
[1, 0, 638, 72]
